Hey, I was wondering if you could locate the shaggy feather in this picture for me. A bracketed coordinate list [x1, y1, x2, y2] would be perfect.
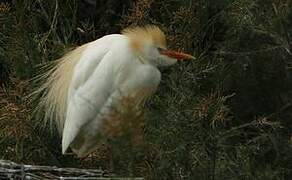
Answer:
[34, 44, 88, 134]
[122, 25, 166, 51]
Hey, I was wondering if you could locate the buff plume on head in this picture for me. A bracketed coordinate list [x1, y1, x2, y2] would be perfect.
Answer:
[122, 25, 167, 51]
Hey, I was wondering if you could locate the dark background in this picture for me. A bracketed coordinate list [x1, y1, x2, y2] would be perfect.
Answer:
[0, 0, 292, 179]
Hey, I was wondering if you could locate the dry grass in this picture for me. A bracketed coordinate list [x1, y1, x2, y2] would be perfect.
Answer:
[0, 77, 32, 160]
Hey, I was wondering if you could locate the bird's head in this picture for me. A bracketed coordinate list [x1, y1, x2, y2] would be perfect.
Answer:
[122, 25, 195, 66]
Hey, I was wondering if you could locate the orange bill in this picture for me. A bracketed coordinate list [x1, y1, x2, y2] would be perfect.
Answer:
[161, 50, 195, 60]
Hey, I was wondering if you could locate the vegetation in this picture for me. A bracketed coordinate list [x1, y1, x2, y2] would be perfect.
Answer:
[0, 0, 292, 179]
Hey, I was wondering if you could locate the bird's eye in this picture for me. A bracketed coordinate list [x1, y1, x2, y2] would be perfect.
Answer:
[157, 47, 166, 52]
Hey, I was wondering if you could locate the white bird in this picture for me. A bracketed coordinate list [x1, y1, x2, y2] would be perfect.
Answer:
[36, 25, 195, 158]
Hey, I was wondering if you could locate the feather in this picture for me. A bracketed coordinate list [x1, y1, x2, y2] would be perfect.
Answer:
[33, 44, 88, 134]
[122, 25, 166, 51]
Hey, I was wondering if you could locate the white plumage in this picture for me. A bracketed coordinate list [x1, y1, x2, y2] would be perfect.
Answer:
[36, 25, 194, 157]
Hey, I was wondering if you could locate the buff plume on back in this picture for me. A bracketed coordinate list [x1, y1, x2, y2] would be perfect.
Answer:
[35, 44, 88, 134]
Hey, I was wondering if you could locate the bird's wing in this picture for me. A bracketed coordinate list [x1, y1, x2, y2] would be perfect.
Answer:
[68, 35, 121, 92]
[62, 49, 117, 154]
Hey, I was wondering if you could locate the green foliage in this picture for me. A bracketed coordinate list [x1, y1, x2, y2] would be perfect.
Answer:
[0, 0, 292, 179]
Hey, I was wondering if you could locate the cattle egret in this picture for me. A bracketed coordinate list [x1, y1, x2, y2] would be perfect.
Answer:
[36, 25, 195, 157]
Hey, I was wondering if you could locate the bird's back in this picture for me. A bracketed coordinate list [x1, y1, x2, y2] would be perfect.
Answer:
[35, 34, 129, 134]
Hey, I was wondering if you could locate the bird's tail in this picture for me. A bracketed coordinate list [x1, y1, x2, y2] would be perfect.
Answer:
[32, 44, 88, 134]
